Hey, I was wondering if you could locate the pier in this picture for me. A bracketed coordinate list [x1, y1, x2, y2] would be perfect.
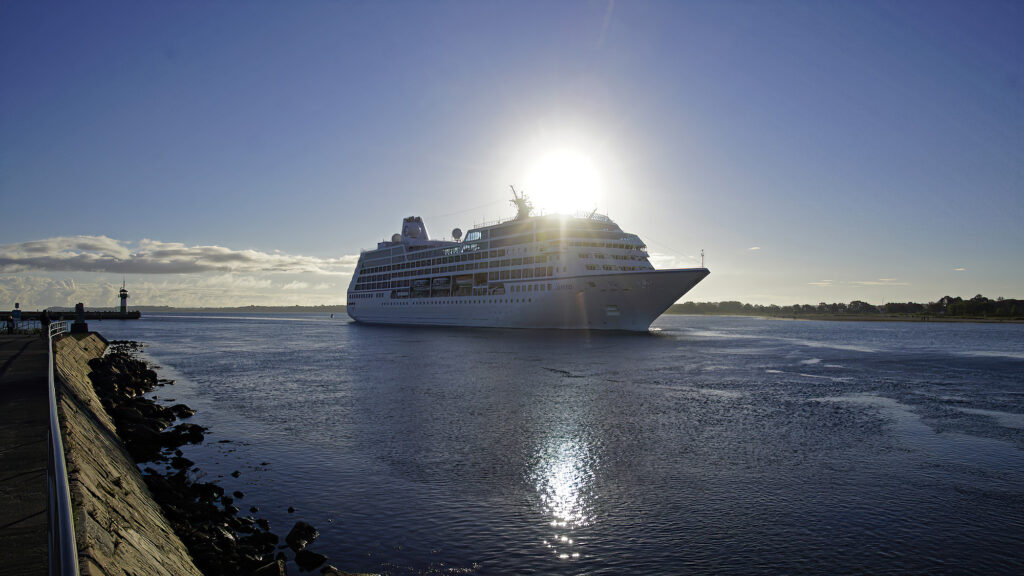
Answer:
[0, 322, 360, 575]
[0, 330, 201, 575]
[0, 335, 49, 575]
[13, 309, 141, 322]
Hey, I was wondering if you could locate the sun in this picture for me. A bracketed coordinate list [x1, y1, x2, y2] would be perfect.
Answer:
[523, 148, 601, 215]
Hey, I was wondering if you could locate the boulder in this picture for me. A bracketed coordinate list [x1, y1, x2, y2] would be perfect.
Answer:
[162, 423, 206, 446]
[295, 549, 327, 572]
[170, 456, 194, 469]
[171, 403, 196, 418]
[285, 521, 319, 551]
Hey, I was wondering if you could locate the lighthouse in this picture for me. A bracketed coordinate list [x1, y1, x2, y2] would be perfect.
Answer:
[119, 281, 129, 314]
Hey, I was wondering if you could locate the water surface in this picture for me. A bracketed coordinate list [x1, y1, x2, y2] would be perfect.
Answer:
[95, 314, 1024, 574]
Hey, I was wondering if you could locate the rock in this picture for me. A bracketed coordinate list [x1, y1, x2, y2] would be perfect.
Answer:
[234, 490, 245, 499]
[134, 399, 160, 417]
[231, 470, 241, 478]
[149, 418, 173, 432]
[124, 423, 164, 462]
[214, 525, 237, 547]
[170, 403, 196, 418]
[285, 521, 319, 551]
[169, 456, 194, 469]
[287, 506, 295, 513]
[295, 549, 327, 572]
[162, 423, 206, 446]
[193, 481, 224, 502]
[320, 566, 377, 576]
[112, 405, 145, 423]
[233, 515, 256, 534]
[240, 530, 279, 554]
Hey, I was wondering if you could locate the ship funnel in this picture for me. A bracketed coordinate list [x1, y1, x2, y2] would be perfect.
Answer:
[401, 216, 429, 241]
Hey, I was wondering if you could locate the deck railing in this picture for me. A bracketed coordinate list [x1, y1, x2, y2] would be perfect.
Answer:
[46, 320, 79, 576]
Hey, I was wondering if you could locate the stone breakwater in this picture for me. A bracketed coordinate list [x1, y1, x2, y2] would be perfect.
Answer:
[55, 333, 369, 576]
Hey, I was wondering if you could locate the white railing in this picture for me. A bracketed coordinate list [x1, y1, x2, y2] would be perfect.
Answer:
[46, 320, 79, 576]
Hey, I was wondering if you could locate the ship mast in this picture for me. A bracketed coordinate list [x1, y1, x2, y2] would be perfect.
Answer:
[509, 185, 533, 220]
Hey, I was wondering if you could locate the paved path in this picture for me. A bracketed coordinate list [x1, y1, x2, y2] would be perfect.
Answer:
[0, 335, 49, 576]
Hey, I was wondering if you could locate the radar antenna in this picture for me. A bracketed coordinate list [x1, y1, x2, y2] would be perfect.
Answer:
[509, 185, 533, 220]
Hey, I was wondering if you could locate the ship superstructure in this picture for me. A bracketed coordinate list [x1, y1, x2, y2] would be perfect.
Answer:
[346, 192, 709, 331]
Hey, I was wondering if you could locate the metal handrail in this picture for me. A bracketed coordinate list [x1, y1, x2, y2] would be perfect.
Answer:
[46, 320, 79, 576]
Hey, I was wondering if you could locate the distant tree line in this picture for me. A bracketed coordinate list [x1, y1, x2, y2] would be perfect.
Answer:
[668, 294, 1022, 318]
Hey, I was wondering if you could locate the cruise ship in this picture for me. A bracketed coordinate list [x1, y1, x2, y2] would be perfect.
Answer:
[346, 192, 709, 331]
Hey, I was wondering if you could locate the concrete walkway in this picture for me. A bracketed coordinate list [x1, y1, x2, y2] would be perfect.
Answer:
[0, 335, 49, 576]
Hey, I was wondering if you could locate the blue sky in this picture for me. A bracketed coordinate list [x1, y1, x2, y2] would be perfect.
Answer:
[2, 0, 1022, 308]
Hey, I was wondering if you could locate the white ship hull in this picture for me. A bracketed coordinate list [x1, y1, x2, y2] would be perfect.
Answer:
[347, 268, 709, 331]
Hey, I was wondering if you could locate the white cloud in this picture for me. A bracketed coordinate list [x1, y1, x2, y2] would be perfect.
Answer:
[955, 267, 966, 271]
[0, 274, 347, 309]
[852, 278, 909, 286]
[0, 236, 359, 275]
[749, 246, 761, 251]
[808, 278, 910, 289]
[0, 236, 356, 308]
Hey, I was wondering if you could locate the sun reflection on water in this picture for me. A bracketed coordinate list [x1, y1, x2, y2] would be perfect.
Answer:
[532, 437, 595, 561]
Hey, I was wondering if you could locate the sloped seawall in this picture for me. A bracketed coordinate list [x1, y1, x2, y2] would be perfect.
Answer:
[55, 333, 203, 576]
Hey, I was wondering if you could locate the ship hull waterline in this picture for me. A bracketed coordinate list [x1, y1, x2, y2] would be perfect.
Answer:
[346, 268, 709, 332]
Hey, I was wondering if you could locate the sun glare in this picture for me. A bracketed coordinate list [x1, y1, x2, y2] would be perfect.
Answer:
[524, 149, 601, 215]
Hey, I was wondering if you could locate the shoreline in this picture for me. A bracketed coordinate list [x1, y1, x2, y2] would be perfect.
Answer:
[664, 312, 1024, 324]
[57, 334, 368, 576]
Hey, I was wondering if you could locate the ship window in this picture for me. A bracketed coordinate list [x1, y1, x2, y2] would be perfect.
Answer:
[547, 283, 552, 290]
